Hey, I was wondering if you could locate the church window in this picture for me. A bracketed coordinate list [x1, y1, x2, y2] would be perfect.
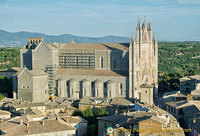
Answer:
[114, 59, 116, 69]
[119, 83, 123, 95]
[91, 82, 95, 88]
[104, 83, 107, 97]
[100, 56, 103, 68]
[145, 90, 147, 94]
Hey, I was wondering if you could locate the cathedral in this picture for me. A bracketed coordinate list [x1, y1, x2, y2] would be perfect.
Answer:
[13, 20, 158, 105]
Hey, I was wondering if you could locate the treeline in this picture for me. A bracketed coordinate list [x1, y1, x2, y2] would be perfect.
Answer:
[158, 41, 200, 92]
[73, 107, 108, 136]
[0, 48, 20, 70]
[158, 41, 200, 76]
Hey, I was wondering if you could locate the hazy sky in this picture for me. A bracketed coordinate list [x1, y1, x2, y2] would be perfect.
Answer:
[0, 0, 200, 41]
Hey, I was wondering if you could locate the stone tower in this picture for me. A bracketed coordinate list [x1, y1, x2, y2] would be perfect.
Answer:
[129, 19, 158, 105]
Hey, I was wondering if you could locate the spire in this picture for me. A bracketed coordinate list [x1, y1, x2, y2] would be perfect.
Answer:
[153, 33, 157, 42]
[131, 32, 134, 41]
[147, 21, 152, 30]
[142, 17, 146, 30]
[136, 18, 141, 30]
[130, 32, 134, 48]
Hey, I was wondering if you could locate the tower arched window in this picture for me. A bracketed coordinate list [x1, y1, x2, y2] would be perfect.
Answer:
[100, 56, 103, 68]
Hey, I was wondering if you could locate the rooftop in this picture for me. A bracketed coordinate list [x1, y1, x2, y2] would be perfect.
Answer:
[56, 68, 128, 77]
[11, 120, 76, 136]
[180, 74, 200, 81]
[58, 43, 129, 50]
[13, 102, 46, 109]
[0, 115, 76, 136]
[0, 109, 11, 115]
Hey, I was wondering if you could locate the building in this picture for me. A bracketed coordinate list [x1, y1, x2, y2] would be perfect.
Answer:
[97, 109, 184, 136]
[0, 115, 76, 136]
[180, 75, 200, 93]
[0, 109, 11, 119]
[78, 97, 134, 115]
[165, 100, 200, 133]
[13, 19, 158, 105]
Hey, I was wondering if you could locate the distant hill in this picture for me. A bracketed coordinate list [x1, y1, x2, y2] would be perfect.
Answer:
[0, 30, 130, 47]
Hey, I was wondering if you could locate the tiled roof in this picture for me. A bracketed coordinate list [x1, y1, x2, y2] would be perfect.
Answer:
[12, 120, 76, 136]
[61, 116, 88, 124]
[58, 43, 129, 50]
[98, 114, 130, 126]
[0, 116, 76, 136]
[56, 68, 128, 77]
[180, 75, 200, 81]
[0, 109, 11, 115]
[79, 97, 111, 105]
[29, 70, 47, 76]
[165, 101, 189, 109]
[110, 97, 134, 106]
[13, 102, 46, 109]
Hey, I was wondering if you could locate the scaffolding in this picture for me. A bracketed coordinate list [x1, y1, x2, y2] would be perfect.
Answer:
[59, 52, 95, 69]
[46, 65, 56, 96]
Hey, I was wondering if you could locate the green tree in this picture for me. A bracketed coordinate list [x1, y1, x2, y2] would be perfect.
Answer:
[0, 94, 4, 100]
[95, 108, 108, 116]
[72, 109, 83, 117]
[83, 106, 94, 117]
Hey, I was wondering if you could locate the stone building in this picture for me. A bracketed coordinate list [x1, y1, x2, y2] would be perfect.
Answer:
[180, 75, 200, 93]
[13, 20, 158, 105]
[97, 110, 184, 136]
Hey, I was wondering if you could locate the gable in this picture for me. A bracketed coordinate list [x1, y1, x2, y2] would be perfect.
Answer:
[18, 68, 32, 78]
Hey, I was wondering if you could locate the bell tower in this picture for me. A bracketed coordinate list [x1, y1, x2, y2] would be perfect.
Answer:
[129, 18, 158, 105]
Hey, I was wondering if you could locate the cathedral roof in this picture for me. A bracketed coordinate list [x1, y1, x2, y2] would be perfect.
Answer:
[56, 68, 128, 77]
[57, 43, 129, 50]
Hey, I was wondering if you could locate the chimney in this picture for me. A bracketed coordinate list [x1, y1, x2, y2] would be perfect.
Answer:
[20, 120, 23, 125]
[66, 117, 69, 123]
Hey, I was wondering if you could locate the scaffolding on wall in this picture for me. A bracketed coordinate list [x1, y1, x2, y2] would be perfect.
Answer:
[59, 52, 95, 69]
[46, 65, 56, 96]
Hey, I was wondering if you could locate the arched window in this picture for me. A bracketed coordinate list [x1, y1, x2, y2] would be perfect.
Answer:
[100, 56, 103, 68]
[114, 59, 116, 69]
[119, 83, 123, 95]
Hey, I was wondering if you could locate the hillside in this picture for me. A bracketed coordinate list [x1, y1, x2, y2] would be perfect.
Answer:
[0, 30, 130, 47]
[158, 41, 200, 76]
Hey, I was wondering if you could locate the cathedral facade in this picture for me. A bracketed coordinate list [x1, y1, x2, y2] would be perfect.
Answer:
[13, 20, 158, 105]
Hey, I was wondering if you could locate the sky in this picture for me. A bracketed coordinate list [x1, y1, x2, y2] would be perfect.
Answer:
[0, 0, 200, 41]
